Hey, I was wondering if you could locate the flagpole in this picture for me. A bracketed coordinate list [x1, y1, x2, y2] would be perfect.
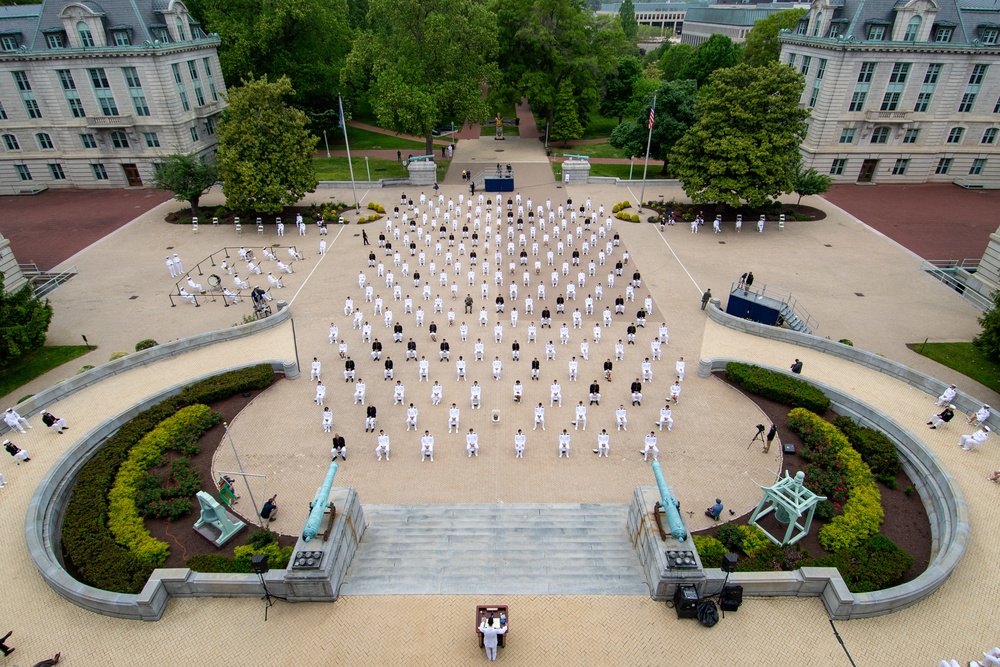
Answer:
[339, 94, 359, 211]
[639, 94, 656, 214]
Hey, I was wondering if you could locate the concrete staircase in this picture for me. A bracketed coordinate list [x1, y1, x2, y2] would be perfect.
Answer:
[339, 503, 649, 596]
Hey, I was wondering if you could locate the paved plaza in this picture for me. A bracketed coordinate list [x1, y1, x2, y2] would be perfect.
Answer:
[0, 136, 997, 665]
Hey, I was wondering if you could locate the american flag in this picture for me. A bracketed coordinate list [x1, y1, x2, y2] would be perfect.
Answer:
[648, 107, 655, 130]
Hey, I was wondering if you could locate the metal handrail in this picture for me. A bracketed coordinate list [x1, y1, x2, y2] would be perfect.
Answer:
[33, 265, 77, 297]
[731, 281, 818, 332]
[920, 262, 993, 311]
[921, 259, 981, 271]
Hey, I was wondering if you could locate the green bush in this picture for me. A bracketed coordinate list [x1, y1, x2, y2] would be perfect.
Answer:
[630, 214, 640, 223]
[247, 528, 278, 550]
[735, 542, 809, 572]
[838, 339, 854, 346]
[17, 393, 33, 403]
[715, 523, 744, 553]
[137, 456, 203, 520]
[186, 554, 237, 573]
[806, 535, 913, 593]
[61, 364, 275, 593]
[233, 542, 293, 572]
[107, 405, 220, 567]
[737, 525, 772, 558]
[135, 339, 159, 351]
[788, 408, 884, 552]
[77, 365, 95, 374]
[831, 416, 901, 485]
[692, 535, 726, 568]
[109, 351, 129, 361]
[725, 362, 831, 413]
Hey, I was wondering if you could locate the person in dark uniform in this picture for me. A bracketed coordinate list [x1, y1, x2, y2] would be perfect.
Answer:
[393, 322, 404, 342]
[261, 494, 278, 521]
[790, 358, 803, 374]
[589, 380, 602, 405]
[439, 339, 450, 361]
[344, 357, 356, 382]
[603, 359, 613, 382]
[365, 404, 378, 432]
[406, 338, 418, 361]
[371, 339, 383, 361]
[541, 308, 551, 327]
[384, 357, 394, 380]
[331, 434, 347, 461]
[765, 424, 777, 453]
[556, 294, 565, 313]
[626, 323, 637, 344]
[362, 230, 369, 245]
[630, 378, 643, 406]
[465, 294, 474, 313]
[531, 357, 541, 381]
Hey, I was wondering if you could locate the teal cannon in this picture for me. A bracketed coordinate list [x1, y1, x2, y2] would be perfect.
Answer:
[409, 154, 435, 162]
[651, 460, 687, 541]
[302, 461, 339, 542]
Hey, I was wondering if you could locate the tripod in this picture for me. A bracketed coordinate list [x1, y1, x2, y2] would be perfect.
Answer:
[748, 425, 766, 450]
[257, 571, 275, 621]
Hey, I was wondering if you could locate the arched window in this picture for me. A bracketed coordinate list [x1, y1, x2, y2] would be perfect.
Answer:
[77, 21, 94, 47]
[812, 12, 823, 36]
[903, 16, 921, 42]
[175, 17, 186, 41]
[871, 126, 891, 143]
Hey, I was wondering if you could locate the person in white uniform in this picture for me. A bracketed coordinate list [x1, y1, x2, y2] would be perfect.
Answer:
[558, 430, 572, 458]
[3, 408, 31, 433]
[466, 429, 479, 457]
[448, 404, 461, 432]
[676, 356, 686, 381]
[470, 381, 482, 409]
[936, 384, 958, 406]
[406, 403, 418, 431]
[418, 357, 430, 382]
[594, 429, 611, 457]
[456, 356, 467, 380]
[393, 381, 406, 405]
[310, 357, 322, 381]
[572, 401, 587, 430]
[322, 407, 333, 433]
[534, 403, 546, 430]
[550, 380, 563, 406]
[514, 430, 527, 458]
[420, 431, 434, 461]
[616, 405, 628, 431]
[641, 431, 660, 461]
[493, 356, 503, 381]
[478, 617, 508, 661]
[657, 405, 674, 431]
[314, 382, 326, 406]
[376, 431, 390, 461]
[513, 380, 524, 403]
[959, 426, 990, 451]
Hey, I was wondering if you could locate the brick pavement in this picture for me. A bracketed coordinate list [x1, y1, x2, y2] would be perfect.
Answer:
[0, 138, 998, 665]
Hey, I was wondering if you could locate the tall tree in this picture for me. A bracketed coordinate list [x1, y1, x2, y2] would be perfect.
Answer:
[600, 56, 643, 123]
[619, 0, 638, 40]
[670, 62, 809, 208]
[609, 78, 697, 173]
[975, 291, 1000, 363]
[0, 276, 53, 366]
[185, 0, 351, 113]
[344, 0, 498, 155]
[216, 76, 319, 214]
[679, 34, 743, 87]
[658, 42, 694, 82]
[151, 154, 217, 219]
[551, 80, 585, 145]
[789, 161, 832, 208]
[743, 8, 808, 67]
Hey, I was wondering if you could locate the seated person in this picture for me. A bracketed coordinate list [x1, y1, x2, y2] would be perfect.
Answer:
[261, 494, 278, 521]
[705, 498, 723, 520]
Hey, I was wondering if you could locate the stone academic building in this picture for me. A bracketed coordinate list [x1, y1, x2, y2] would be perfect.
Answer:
[0, 0, 225, 191]
[781, 0, 1000, 185]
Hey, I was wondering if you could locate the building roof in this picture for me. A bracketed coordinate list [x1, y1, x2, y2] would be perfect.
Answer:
[599, 2, 710, 12]
[684, 3, 807, 25]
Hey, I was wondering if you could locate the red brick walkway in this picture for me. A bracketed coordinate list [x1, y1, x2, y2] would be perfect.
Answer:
[822, 183, 1000, 261]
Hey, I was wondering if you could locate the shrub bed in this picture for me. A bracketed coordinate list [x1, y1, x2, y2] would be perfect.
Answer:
[107, 405, 220, 567]
[691, 535, 726, 568]
[185, 529, 292, 573]
[806, 534, 914, 593]
[725, 362, 831, 413]
[61, 365, 275, 594]
[832, 416, 901, 487]
[788, 408, 883, 552]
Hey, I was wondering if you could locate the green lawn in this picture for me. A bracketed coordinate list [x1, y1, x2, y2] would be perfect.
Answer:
[908, 341, 1000, 395]
[481, 125, 520, 137]
[0, 345, 92, 401]
[550, 160, 668, 181]
[313, 157, 451, 182]
[330, 127, 426, 151]
[582, 113, 620, 140]
[553, 142, 629, 160]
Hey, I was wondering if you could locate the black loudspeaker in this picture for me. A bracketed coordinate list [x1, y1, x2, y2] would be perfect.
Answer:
[721, 585, 743, 612]
[783, 442, 796, 454]
[673, 584, 700, 619]
[251, 554, 270, 575]
[721, 553, 738, 573]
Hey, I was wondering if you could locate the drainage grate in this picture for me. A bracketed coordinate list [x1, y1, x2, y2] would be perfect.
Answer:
[855, 292, 864, 297]
[129, 295, 138, 300]
[718, 241, 726, 244]
[824, 244, 832, 247]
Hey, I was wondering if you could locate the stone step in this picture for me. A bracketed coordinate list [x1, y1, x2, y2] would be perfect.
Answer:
[339, 503, 649, 596]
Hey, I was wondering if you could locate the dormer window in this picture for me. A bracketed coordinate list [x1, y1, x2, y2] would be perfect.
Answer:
[0, 32, 21, 51]
[150, 24, 170, 43]
[812, 12, 823, 36]
[77, 21, 95, 47]
[174, 16, 186, 41]
[868, 25, 886, 40]
[903, 16, 921, 41]
[795, 19, 808, 35]
[934, 26, 953, 42]
[979, 25, 999, 45]
[44, 30, 66, 48]
[110, 27, 132, 46]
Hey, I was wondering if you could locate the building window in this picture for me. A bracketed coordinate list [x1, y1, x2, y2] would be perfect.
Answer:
[204, 117, 216, 136]
[122, 67, 150, 117]
[881, 63, 910, 111]
[77, 21, 94, 47]
[57, 70, 86, 118]
[36, 133, 54, 149]
[788, 53, 796, 68]
[892, 159, 909, 175]
[91, 163, 109, 180]
[0, 100, 6, 120]
[811, 12, 822, 36]
[947, 127, 965, 143]
[795, 19, 807, 35]
[12, 71, 41, 119]
[113, 31, 130, 46]
[171, 63, 190, 112]
[80, 133, 97, 149]
[188, 60, 205, 106]
[871, 126, 891, 143]
[46, 33, 64, 48]
[1, 35, 18, 51]
[934, 27, 953, 42]
[903, 128, 920, 144]
[935, 158, 952, 174]
[49, 163, 66, 180]
[995, 96, 1000, 113]
[839, 128, 856, 143]
[959, 64, 988, 112]
[914, 64, 941, 113]
[808, 59, 826, 107]
[850, 63, 876, 111]
[15, 164, 31, 181]
[2, 134, 20, 151]
[867, 25, 885, 40]
[203, 57, 218, 101]
[190, 126, 199, 142]
[175, 16, 187, 41]
[110, 131, 129, 148]
[903, 16, 921, 42]
[144, 132, 160, 148]
[830, 159, 847, 176]
[89, 68, 119, 116]
[983, 128, 998, 144]
[800, 55, 811, 77]
[151, 26, 170, 43]
[970, 158, 987, 175]
[983, 28, 999, 45]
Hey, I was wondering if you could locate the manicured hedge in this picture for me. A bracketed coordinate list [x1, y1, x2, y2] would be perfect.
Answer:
[832, 416, 901, 486]
[788, 408, 883, 552]
[61, 365, 275, 594]
[107, 405, 220, 567]
[806, 534, 914, 593]
[186, 530, 292, 573]
[725, 362, 831, 413]
[691, 535, 726, 568]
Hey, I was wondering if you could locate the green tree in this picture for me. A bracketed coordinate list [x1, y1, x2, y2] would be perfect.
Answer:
[600, 56, 643, 123]
[344, 0, 498, 155]
[185, 0, 351, 113]
[679, 34, 743, 87]
[216, 76, 318, 214]
[743, 8, 807, 67]
[0, 276, 53, 366]
[790, 161, 832, 208]
[551, 80, 585, 145]
[670, 62, 809, 208]
[619, 0, 638, 40]
[658, 42, 694, 81]
[975, 291, 1000, 363]
[151, 154, 218, 219]
[609, 78, 697, 174]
